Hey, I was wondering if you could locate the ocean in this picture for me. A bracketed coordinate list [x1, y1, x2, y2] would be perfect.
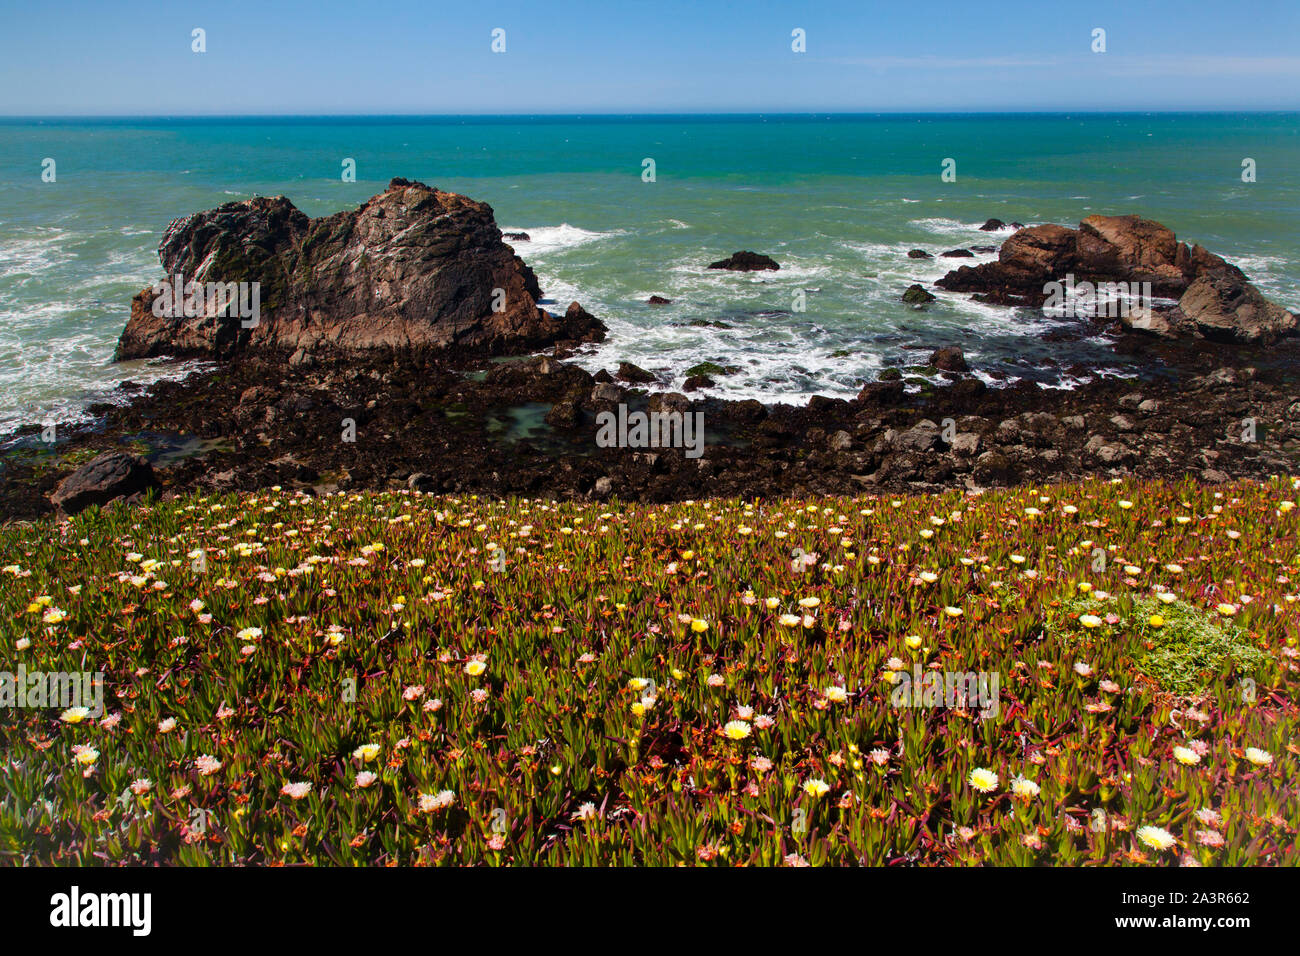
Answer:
[1, 113, 1297, 433]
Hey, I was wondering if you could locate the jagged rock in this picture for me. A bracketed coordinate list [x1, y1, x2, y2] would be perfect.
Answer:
[1176, 275, 1296, 344]
[647, 295, 673, 305]
[929, 346, 967, 372]
[616, 362, 657, 384]
[117, 178, 606, 361]
[648, 392, 691, 415]
[973, 450, 1018, 484]
[951, 433, 980, 457]
[892, 420, 941, 453]
[979, 218, 1006, 231]
[683, 375, 715, 392]
[907, 249, 933, 259]
[1084, 434, 1134, 463]
[50, 453, 158, 514]
[936, 215, 1246, 307]
[941, 249, 974, 258]
[708, 251, 779, 271]
[545, 401, 581, 429]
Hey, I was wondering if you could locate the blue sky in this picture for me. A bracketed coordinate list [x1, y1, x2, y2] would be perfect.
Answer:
[1, 0, 1297, 114]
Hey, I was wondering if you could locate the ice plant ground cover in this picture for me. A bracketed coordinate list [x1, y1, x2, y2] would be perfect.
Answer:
[1, 477, 1297, 866]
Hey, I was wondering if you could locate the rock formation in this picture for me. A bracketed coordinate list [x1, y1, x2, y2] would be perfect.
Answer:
[707, 251, 780, 271]
[116, 178, 605, 362]
[936, 215, 1248, 306]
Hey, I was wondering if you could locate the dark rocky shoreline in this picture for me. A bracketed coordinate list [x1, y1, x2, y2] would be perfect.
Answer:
[3, 183, 1298, 522]
[3, 331, 1297, 523]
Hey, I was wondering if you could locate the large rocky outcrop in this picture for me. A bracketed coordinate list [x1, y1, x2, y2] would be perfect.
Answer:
[116, 178, 605, 361]
[936, 215, 1246, 306]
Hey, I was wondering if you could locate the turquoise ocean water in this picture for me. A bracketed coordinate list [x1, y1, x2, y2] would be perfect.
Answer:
[1, 113, 1297, 432]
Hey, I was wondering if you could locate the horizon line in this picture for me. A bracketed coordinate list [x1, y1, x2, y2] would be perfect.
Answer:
[2, 108, 1298, 122]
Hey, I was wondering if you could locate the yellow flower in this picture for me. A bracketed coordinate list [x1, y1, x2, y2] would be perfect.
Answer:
[1148, 615, 1164, 629]
[824, 686, 847, 703]
[968, 767, 999, 793]
[690, 618, 708, 633]
[1215, 603, 1237, 617]
[802, 778, 830, 798]
[904, 635, 923, 650]
[353, 743, 381, 762]
[464, 660, 487, 676]
[1079, 614, 1102, 629]
[1118, 500, 1134, 510]
[723, 720, 751, 740]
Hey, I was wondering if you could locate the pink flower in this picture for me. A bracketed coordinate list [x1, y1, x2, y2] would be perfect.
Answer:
[195, 754, 222, 776]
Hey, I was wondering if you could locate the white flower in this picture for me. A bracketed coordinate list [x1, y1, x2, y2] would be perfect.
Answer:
[1011, 776, 1040, 798]
[1136, 825, 1176, 851]
[1244, 747, 1273, 767]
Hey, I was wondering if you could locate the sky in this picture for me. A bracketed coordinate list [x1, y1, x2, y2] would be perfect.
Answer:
[0, 0, 1297, 114]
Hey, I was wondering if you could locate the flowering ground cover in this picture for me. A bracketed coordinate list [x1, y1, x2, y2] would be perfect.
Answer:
[1, 476, 1296, 866]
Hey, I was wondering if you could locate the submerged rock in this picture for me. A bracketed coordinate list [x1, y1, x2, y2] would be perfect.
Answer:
[707, 251, 780, 271]
[929, 346, 968, 372]
[902, 284, 937, 305]
[616, 362, 657, 384]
